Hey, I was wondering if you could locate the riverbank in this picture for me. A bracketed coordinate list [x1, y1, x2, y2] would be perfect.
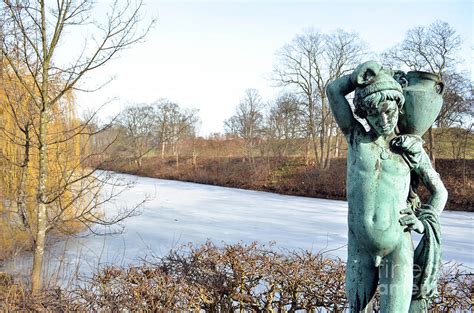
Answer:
[99, 156, 473, 212]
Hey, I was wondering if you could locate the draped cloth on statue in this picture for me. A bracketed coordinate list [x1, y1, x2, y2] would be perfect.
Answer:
[410, 205, 441, 312]
[391, 135, 442, 312]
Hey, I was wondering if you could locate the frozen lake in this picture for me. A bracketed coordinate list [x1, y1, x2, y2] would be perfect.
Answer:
[4, 172, 474, 281]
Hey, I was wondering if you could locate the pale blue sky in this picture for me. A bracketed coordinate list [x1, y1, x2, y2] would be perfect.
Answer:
[75, 0, 473, 135]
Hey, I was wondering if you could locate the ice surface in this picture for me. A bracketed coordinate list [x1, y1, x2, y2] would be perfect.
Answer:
[4, 172, 473, 279]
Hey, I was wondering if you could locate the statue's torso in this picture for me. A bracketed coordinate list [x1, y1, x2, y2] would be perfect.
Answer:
[346, 127, 411, 258]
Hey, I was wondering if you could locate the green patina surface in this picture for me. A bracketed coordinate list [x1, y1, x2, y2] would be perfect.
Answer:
[326, 61, 448, 312]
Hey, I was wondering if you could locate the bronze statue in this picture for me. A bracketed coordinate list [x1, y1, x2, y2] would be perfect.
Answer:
[327, 61, 447, 312]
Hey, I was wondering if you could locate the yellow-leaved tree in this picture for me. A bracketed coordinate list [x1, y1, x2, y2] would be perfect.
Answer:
[0, 64, 85, 258]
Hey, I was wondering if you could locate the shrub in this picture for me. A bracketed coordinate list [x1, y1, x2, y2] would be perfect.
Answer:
[1, 242, 472, 311]
[77, 242, 472, 311]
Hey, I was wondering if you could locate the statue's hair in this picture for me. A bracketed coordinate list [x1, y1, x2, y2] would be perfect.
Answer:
[353, 89, 405, 119]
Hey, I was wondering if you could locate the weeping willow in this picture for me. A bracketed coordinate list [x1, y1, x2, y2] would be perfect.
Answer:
[0, 62, 87, 258]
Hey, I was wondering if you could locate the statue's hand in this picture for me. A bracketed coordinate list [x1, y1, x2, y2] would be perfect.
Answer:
[391, 135, 424, 169]
[350, 60, 382, 86]
[399, 208, 425, 234]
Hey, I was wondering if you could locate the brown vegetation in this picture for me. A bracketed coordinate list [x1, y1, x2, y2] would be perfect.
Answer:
[0, 242, 472, 311]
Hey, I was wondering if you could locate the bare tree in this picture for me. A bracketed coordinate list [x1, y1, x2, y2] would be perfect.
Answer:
[382, 20, 463, 166]
[224, 89, 264, 165]
[106, 99, 199, 169]
[382, 21, 461, 77]
[436, 72, 473, 129]
[153, 99, 199, 167]
[273, 29, 364, 168]
[117, 104, 156, 168]
[265, 93, 304, 158]
[0, 0, 153, 293]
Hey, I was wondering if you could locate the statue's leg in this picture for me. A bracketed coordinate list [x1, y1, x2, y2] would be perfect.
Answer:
[379, 232, 413, 312]
[346, 232, 378, 312]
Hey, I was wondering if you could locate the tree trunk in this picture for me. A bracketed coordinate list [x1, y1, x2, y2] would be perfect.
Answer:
[17, 124, 31, 231]
[175, 151, 179, 169]
[310, 133, 320, 168]
[31, 215, 46, 293]
[161, 142, 166, 159]
[192, 140, 197, 170]
[334, 133, 340, 158]
[31, 109, 48, 294]
[461, 127, 470, 190]
[324, 130, 331, 169]
[307, 98, 319, 167]
[319, 131, 325, 167]
[246, 141, 254, 166]
[320, 104, 327, 167]
[32, 8, 50, 292]
[428, 126, 436, 168]
[304, 137, 310, 166]
[283, 138, 289, 158]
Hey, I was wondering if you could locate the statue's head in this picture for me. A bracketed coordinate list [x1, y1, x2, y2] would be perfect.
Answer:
[353, 75, 405, 137]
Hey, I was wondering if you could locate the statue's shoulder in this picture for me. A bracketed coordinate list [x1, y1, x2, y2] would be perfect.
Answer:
[390, 135, 425, 170]
[346, 123, 369, 147]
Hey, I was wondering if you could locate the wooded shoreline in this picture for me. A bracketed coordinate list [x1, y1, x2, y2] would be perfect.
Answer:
[99, 156, 473, 212]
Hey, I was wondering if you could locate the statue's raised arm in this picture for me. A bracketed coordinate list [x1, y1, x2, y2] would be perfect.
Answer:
[326, 73, 358, 135]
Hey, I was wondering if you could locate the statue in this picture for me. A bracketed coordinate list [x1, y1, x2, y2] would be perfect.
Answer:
[326, 61, 448, 312]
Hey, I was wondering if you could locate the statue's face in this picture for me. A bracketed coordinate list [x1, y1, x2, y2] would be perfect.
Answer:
[365, 100, 399, 137]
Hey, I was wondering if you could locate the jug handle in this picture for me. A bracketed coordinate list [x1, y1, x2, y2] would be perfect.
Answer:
[435, 81, 444, 95]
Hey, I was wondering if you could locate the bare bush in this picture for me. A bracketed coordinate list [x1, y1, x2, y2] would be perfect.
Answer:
[1, 242, 471, 311]
[76, 242, 471, 311]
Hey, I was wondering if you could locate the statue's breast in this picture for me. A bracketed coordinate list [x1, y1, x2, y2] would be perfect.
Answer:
[348, 136, 410, 179]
